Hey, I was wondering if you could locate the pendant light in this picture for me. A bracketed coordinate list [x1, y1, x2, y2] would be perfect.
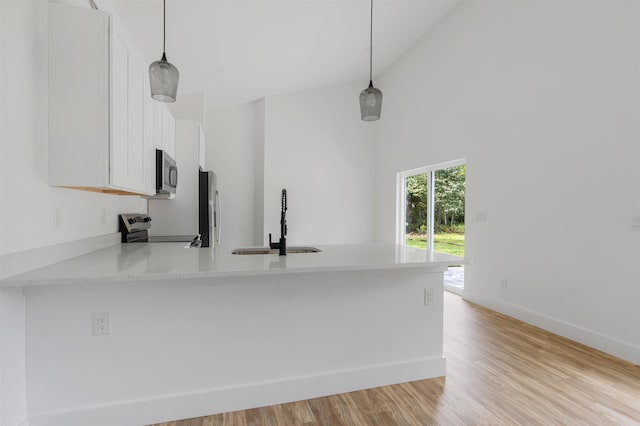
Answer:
[149, 0, 179, 102]
[359, 0, 382, 121]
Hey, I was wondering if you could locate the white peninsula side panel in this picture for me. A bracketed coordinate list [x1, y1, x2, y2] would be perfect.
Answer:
[24, 268, 445, 426]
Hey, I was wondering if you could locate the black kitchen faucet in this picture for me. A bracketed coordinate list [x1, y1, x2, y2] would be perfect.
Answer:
[269, 189, 288, 256]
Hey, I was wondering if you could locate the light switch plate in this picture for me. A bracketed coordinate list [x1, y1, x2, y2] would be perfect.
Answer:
[92, 312, 111, 336]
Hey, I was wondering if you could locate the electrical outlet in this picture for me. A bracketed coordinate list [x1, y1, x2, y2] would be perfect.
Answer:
[424, 288, 434, 305]
[475, 211, 487, 222]
[54, 209, 63, 230]
[92, 312, 111, 336]
[501, 279, 508, 290]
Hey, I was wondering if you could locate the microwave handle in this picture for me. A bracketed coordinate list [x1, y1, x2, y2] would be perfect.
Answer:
[169, 167, 178, 187]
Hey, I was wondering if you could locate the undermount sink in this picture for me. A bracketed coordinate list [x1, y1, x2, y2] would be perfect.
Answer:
[232, 246, 321, 255]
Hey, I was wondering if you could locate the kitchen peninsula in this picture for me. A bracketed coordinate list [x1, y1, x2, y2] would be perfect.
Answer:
[2, 243, 462, 426]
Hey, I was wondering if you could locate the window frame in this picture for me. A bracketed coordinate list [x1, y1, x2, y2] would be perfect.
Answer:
[396, 158, 466, 248]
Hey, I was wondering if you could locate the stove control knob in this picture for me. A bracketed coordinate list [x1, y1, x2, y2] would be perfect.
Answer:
[143, 217, 151, 222]
[128, 218, 136, 224]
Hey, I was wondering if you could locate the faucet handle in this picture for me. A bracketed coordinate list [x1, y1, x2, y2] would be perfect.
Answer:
[269, 233, 272, 245]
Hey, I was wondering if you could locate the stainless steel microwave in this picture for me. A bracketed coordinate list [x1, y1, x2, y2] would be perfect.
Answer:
[156, 149, 177, 195]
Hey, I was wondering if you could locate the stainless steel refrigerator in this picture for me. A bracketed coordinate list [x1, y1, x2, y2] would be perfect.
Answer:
[198, 169, 220, 247]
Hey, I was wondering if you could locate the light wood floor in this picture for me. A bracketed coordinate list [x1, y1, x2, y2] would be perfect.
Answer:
[151, 293, 640, 425]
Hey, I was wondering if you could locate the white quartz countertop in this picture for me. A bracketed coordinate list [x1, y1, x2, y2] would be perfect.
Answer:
[1, 243, 464, 287]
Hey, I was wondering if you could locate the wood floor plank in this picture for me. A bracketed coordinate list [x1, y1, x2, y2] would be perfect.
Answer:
[325, 393, 370, 425]
[207, 410, 246, 426]
[150, 293, 640, 425]
[306, 395, 345, 425]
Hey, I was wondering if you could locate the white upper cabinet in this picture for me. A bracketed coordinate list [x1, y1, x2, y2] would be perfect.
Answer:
[109, 21, 130, 190]
[48, 3, 174, 196]
[199, 125, 206, 169]
[144, 75, 156, 195]
[153, 101, 164, 150]
[162, 106, 176, 159]
[126, 52, 147, 192]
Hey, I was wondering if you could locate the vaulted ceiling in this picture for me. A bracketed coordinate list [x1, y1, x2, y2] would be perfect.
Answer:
[111, 0, 461, 108]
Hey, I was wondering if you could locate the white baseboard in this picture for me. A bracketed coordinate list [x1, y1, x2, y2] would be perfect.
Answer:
[464, 293, 640, 366]
[0, 233, 120, 281]
[27, 356, 445, 426]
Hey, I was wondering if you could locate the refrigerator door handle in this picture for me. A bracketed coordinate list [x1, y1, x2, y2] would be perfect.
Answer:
[214, 190, 221, 245]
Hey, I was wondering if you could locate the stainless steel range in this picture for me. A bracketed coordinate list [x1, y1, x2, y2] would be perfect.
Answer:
[119, 213, 200, 245]
[118, 213, 152, 243]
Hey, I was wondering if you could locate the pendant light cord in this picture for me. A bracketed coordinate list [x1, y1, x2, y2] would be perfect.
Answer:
[163, 0, 166, 55]
[369, 0, 373, 83]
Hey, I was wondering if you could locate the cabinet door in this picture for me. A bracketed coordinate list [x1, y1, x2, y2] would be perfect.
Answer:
[161, 106, 168, 153]
[153, 101, 164, 150]
[161, 106, 170, 154]
[198, 125, 206, 169]
[110, 29, 129, 189]
[127, 56, 146, 192]
[48, 4, 111, 188]
[144, 76, 156, 194]
[167, 111, 176, 159]
[160, 106, 176, 158]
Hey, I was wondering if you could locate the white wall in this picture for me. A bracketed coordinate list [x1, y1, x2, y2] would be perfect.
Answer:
[205, 82, 376, 249]
[0, 0, 145, 258]
[253, 99, 265, 245]
[0, 1, 27, 423]
[0, 289, 27, 426]
[375, 0, 640, 363]
[264, 82, 376, 246]
[205, 99, 264, 248]
[0, 0, 4, 260]
[167, 92, 204, 126]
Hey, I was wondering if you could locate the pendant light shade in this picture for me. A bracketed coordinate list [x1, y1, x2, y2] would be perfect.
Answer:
[150, 53, 179, 102]
[359, 81, 382, 121]
[360, 0, 382, 121]
[149, 0, 179, 102]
